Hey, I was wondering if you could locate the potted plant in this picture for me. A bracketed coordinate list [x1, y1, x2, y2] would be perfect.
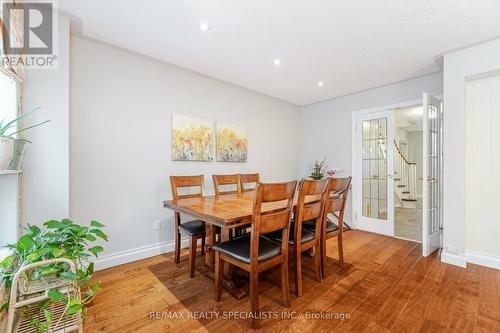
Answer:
[0, 219, 108, 332]
[0, 107, 49, 171]
[308, 157, 327, 180]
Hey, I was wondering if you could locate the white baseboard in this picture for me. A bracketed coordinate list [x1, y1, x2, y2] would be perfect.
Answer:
[94, 217, 354, 271]
[94, 238, 189, 271]
[466, 250, 500, 270]
[342, 219, 353, 227]
[338, 219, 354, 230]
[441, 249, 500, 270]
[440, 251, 467, 268]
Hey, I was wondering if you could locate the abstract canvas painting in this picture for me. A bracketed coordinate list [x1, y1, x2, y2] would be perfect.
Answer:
[171, 114, 213, 161]
[216, 122, 248, 162]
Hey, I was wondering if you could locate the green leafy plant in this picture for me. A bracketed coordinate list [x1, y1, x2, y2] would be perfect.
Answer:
[308, 157, 327, 180]
[0, 106, 50, 142]
[0, 219, 108, 332]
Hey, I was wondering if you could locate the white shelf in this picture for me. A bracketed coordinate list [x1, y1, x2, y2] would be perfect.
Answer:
[0, 171, 20, 249]
[0, 170, 21, 175]
[0, 248, 11, 262]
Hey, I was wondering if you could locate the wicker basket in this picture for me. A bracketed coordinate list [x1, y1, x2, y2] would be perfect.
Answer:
[6, 258, 83, 333]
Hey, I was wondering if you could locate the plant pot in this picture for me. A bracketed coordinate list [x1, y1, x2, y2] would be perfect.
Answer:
[0, 137, 14, 170]
[0, 137, 28, 171]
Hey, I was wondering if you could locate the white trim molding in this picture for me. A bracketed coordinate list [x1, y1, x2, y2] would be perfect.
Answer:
[441, 250, 467, 268]
[466, 250, 500, 270]
[94, 238, 190, 271]
[350, 98, 423, 238]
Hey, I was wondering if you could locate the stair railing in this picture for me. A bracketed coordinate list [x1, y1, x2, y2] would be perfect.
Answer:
[394, 140, 417, 201]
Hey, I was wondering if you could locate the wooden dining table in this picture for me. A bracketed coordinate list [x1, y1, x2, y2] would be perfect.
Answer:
[163, 190, 341, 299]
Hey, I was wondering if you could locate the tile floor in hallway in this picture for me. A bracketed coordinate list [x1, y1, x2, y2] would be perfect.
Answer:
[394, 199, 422, 242]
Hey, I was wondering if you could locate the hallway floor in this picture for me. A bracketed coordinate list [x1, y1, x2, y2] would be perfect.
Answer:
[394, 199, 422, 242]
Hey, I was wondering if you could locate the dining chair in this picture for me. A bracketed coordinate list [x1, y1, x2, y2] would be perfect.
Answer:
[303, 177, 352, 275]
[265, 178, 330, 297]
[213, 174, 245, 237]
[170, 175, 207, 278]
[239, 173, 260, 192]
[213, 181, 298, 329]
[212, 174, 242, 195]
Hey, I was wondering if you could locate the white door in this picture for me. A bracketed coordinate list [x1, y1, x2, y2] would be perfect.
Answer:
[422, 93, 443, 256]
[354, 110, 394, 236]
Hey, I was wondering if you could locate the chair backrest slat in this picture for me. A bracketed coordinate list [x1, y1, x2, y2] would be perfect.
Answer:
[326, 177, 352, 214]
[250, 181, 297, 264]
[324, 177, 352, 232]
[301, 199, 323, 221]
[294, 179, 330, 239]
[259, 209, 292, 234]
[170, 175, 205, 200]
[240, 173, 260, 192]
[213, 174, 242, 195]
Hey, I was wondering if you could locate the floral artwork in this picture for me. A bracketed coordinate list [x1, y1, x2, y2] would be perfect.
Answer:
[171, 114, 213, 161]
[216, 122, 248, 162]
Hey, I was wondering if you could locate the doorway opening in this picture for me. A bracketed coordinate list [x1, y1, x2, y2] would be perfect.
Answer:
[393, 105, 423, 242]
[352, 93, 443, 256]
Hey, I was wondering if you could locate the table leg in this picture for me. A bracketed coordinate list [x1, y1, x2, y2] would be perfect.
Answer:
[220, 227, 234, 278]
[196, 265, 248, 300]
[205, 224, 216, 267]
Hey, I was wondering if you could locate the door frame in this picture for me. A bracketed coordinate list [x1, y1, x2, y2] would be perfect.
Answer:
[422, 93, 444, 256]
[351, 98, 423, 234]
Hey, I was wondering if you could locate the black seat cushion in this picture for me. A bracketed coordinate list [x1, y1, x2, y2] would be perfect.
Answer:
[178, 220, 205, 236]
[212, 235, 281, 264]
[303, 218, 350, 233]
[265, 223, 316, 245]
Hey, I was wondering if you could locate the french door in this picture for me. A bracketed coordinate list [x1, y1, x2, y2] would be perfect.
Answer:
[353, 109, 394, 236]
[422, 93, 443, 256]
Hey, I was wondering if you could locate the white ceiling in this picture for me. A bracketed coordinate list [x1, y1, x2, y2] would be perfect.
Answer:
[57, 0, 500, 105]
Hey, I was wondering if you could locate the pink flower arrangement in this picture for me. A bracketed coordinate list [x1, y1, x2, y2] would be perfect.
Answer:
[326, 168, 343, 177]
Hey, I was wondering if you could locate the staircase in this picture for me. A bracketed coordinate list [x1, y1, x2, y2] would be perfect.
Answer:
[394, 140, 417, 208]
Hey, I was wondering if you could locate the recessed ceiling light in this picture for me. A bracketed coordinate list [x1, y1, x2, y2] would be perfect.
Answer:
[274, 59, 282, 66]
[317, 81, 324, 87]
[200, 23, 211, 31]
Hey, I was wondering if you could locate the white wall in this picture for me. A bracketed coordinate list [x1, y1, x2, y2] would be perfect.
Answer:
[0, 175, 18, 248]
[407, 131, 423, 196]
[397, 128, 409, 146]
[464, 73, 500, 269]
[0, 73, 19, 249]
[442, 37, 500, 268]
[23, 16, 70, 225]
[69, 37, 300, 269]
[299, 72, 443, 222]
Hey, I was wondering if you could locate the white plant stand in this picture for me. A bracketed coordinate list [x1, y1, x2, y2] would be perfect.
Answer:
[0, 170, 22, 261]
[6, 258, 83, 333]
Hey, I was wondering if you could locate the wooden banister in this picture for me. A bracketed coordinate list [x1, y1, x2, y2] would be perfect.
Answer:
[393, 140, 413, 165]
[393, 140, 417, 202]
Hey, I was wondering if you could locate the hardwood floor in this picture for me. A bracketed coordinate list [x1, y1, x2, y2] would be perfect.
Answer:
[84, 230, 500, 332]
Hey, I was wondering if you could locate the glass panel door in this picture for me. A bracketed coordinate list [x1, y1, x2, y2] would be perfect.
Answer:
[422, 93, 442, 256]
[355, 109, 394, 236]
[362, 118, 388, 220]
